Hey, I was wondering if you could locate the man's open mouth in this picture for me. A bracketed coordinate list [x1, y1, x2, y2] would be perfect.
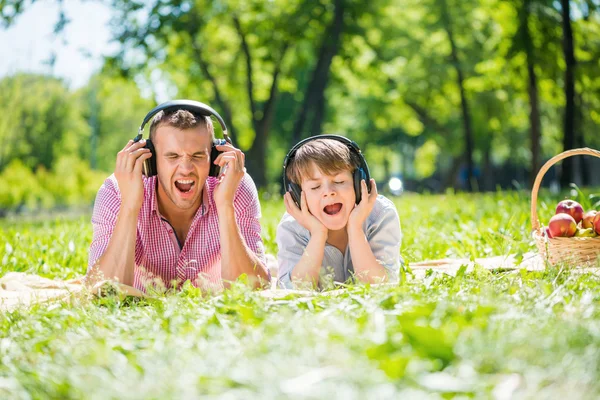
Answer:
[323, 203, 343, 215]
[174, 179, 196, 194]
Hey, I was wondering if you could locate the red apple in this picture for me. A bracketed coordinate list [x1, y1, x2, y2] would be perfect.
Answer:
[594, 213, 600, 236]
[582, 210, 598, 229]
[548, 213, 577, 238]
[545, 226, 553, 239]
[555, 200, 584, 224]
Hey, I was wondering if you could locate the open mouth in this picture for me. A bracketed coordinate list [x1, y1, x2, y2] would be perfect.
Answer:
[323, 203, 343, 216]
[174, 179, 196, 194]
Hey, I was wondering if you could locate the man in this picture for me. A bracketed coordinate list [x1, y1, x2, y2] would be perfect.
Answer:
[87, 103, 269, 291]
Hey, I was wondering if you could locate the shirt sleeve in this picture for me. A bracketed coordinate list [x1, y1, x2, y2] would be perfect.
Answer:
[233, 173, 267, 269]
[366, 196, 403, 283]
[275, 213, 309, 289]
[88, 175, 122, 272]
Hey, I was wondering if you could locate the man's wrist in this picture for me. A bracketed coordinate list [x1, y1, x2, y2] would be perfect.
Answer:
[118, 203, 141, 219]
[216, 203, 236, 219]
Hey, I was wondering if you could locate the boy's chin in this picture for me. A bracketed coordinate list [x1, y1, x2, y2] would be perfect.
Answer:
[320, 218, 348, 232]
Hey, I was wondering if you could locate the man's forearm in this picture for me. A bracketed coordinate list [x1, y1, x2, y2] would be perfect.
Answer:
[290, 232, 327, 288]
[218, 206, 269, 288]
[347, 226, 388, 284]
[88, 207, 138, 286]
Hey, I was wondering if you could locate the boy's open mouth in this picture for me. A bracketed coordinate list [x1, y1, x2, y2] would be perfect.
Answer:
[323, 203, 343, 215]
[175, 179, 195, 194]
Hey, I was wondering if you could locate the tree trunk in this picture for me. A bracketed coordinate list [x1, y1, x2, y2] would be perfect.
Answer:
[439, 0, 475, 191]
[560, 0, 577, 188]
[290, 0, 345, 145]
[245, 42, 290, 188]
[576, 92, 590, 185]
[521, 0, 542, 186]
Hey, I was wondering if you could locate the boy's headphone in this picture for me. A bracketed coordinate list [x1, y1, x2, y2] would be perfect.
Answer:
[133, 99, 231, 177]
[282, 135, 371, 208]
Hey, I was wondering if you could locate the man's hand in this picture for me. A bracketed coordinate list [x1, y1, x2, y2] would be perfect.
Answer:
[348, 179, 378, 231]
[115, 139, 152, 212]
[213, 143, 246, 209]
[284, 191, 328, 239]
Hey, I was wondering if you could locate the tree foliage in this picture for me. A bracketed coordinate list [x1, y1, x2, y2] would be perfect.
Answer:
[2, 0, 600, 193]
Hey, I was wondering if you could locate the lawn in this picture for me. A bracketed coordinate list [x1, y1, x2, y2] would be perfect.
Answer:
[2, 190, 600, 399]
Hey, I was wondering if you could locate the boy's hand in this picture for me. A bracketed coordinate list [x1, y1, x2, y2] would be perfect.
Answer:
[348, 179, 378, 230]
[284, 191, 328, 239]
[115, 139, 152, 212]
[213, 143, 246, 210]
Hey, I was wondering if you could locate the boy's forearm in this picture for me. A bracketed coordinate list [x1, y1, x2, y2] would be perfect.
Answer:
[347, 226, 388, 284]
[291, 232, 328, 287]
[87, 207, 138, 286]
[218, 205, 269, 288]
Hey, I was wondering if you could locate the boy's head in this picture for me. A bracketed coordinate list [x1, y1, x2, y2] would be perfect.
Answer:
[286, 138, 365, 231]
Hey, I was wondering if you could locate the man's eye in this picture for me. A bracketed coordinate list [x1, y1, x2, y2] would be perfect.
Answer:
[311, 185, 321, 190]
[167, 155, 179, 159]
[334, 181, 345, 185]
[194, 155, 206, 159]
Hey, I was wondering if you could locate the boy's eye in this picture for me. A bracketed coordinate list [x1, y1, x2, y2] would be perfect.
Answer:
[334, 181, 345, 185]
[311, 185, 321, 190]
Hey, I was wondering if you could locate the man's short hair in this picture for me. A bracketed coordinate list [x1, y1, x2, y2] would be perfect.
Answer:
[286, 138, 362, 185]
[149, 109, 215, 142]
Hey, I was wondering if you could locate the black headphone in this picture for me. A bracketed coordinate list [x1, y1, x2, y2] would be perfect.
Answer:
[133, 99, 231, 177]
[282, 135, 371, 208]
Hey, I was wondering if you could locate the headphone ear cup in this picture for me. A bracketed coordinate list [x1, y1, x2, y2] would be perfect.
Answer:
[288, 183, 302, 209]
[353, 168, 367, 204]
[143, 139, 157, 177]
[209, 139, 226, 177]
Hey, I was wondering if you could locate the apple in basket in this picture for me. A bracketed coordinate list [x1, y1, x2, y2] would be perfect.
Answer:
[595, 213, 600, 235]
[548, 213, 577, 238]
[555, 199, 584, 224]
[582, 210, 598, 229]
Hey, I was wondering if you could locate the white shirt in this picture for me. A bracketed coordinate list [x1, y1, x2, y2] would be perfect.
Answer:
[276, 195, 402, 289]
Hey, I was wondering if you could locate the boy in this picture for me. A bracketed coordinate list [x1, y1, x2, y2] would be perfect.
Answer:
[277, 135, 402, 289]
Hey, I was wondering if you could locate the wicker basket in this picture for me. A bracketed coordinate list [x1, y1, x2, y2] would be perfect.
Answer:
[531, 147, 600, 267]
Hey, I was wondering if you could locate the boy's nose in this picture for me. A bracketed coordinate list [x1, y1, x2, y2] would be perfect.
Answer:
[323, 184, 336, 197]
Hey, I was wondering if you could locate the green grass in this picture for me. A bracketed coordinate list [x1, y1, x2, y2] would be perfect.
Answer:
[2, 190, 600, 399]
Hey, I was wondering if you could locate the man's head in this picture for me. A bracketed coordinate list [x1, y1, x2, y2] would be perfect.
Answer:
[286, 138, 363, 231]
[150, 109, 215, 212]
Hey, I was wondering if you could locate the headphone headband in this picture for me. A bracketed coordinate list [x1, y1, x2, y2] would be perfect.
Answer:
[135, 99, 230, 143]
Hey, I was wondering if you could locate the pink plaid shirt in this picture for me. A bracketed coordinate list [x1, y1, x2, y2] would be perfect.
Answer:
[88, 173, 266, 291]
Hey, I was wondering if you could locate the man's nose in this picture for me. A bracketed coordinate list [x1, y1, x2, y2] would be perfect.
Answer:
[179, 156, 194, 171]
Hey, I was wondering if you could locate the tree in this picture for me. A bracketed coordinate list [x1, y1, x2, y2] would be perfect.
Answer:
[107, 0, 330, 188]
[560, 0, 577, 187]
[0, 74, 89, 171]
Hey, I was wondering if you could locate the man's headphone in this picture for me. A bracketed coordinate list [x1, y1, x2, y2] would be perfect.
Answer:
[133, 99, 232, 177]
[282, 135, 371, 208]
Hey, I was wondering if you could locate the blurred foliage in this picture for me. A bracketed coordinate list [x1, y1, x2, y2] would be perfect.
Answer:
[1, 0, 600, 204]
[0, 156, 106, 211]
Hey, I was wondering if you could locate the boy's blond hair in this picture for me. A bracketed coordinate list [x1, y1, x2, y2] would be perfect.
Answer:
[286, 138, 362, 185]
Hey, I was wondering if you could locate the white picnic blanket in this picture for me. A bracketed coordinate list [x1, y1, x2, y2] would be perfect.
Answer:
[3, 252, 596, 312]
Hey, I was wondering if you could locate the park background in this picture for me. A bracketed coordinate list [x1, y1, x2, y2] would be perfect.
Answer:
[1, 0, 600, 213]
[2, 1, 600, 398]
